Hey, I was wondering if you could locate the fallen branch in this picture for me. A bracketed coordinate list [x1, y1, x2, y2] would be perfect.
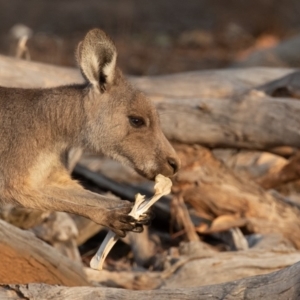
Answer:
[171, 194, 199, 242]
[73, 164, 172, 226]
[2, 260, 300, 299]
[90, 175, 172, 270]
[0, 219, 89, 286]
[173, 144, 300, 248]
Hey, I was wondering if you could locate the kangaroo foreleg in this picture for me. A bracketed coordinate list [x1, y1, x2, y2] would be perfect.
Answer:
[6, 185, 144, 237]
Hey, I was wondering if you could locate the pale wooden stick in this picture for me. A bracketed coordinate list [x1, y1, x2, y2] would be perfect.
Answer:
[90, 174, 172, 270]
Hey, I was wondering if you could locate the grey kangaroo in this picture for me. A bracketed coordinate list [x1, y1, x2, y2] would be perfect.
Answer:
[0, 29, 180, 237]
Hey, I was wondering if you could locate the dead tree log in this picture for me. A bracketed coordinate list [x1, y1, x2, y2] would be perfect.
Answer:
[0, 54, 82, 88]
[161, 249, 300, 288]
[0, 219, 89, 286]
[84, 237, 299, 290]
[258, 70, 300, 98]
[130, 67, 294, 98]
[0, 206, 81, 262]
[0, 54, 293, 92]
[154, 91, 300, 149]
[32, 212, 81, 262]
[1, 260, 300, 299]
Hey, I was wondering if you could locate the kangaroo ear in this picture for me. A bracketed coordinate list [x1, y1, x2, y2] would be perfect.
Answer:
[76, 29, 117, 91]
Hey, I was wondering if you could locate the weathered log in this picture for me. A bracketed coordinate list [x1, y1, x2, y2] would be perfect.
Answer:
[0, 204, 50, 229]
[0, 54, 293, 92]
[154, 91, 300, 149]
[0, 206, 81, 262]
[247, 232, 296, 251]
[135, 69, 300, 150]
[86, 237, 297, 290]
[131, 67, 294, 99]
[258, 70, 300, 98]
[161, 248, 300, 289]
[173, 144, 300, 248]
[0, 219, 89, 286]
[1, 260, 300, 299]
[32, 212, 81, 262]
[0, 54, 82, 88]
[85, 267, 161, 290]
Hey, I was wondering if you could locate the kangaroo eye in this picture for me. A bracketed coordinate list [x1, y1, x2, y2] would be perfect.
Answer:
[129, 116, 145, 128]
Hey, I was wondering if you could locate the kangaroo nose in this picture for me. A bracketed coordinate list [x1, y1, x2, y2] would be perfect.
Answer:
[167, 157, 179, 174]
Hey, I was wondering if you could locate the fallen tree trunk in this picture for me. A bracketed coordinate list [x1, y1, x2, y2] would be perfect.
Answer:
[0, 206, 81, 262]
[0, 54, 82, 88]
[1, 260, 300, 299]
[84, 238, 299, 290]
[161, 249, 300, 288]
[154, 91, 300, 149]
[32, 212, 81, 262]
[0, 54, 293, 92]
[0, 219, 89, 286]
[258, 70, 300, 98]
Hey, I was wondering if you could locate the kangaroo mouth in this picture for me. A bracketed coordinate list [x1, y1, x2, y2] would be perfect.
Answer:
[135, 167, 156, 181]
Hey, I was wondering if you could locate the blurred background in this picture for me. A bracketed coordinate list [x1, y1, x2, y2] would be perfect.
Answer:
[1, 0, 300, 75]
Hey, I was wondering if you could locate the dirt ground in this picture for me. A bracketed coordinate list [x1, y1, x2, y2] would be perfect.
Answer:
[1, 0, 300, 75]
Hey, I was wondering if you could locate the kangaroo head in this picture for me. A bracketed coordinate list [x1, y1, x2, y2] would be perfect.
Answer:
[76, 29, 180, 180]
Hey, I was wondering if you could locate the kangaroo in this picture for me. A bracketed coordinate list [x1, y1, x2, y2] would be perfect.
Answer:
[0, 29, 180, 237]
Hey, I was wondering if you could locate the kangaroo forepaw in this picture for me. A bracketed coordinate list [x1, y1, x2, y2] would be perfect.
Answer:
[136, 209, 155, 226]
[107, 213, 144, 237]
[101, 202, 145, 237]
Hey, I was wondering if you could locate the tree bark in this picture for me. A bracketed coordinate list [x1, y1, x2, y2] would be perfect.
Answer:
[154, 91, 300, 149]
[1, 260, 300, 299]
[161, 249, 300, 289]
[0, 219, 89, 286]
